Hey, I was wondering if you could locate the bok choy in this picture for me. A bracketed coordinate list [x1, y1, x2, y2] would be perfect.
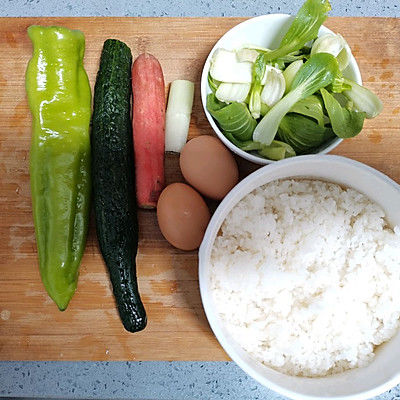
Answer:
[261, 0, 331, 61]
[290, 95, 325, 127]
[311, 33, 351, 71]
[278, 114, 335, 153]
[283, 60, 304, 93]
[253, 53, 340, 145]
[216, 83, 251, 103]
[342, 78, 383, 118]
[320, 88, 365, 138]
[205, 0, 383, 161]
[209, 49, 252, 83]
[207, 93, 256, 141]
[249, 53, 268, 119]
[260, 66, 286, 107]
[223, 131, 295, 160]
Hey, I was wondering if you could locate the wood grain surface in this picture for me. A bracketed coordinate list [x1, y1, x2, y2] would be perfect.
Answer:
[0, 17, 399, 361]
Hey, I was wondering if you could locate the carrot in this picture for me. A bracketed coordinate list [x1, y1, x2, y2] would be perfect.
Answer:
[132, 53, 166, 209]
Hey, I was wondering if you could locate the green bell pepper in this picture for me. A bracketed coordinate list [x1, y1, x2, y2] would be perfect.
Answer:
[26, 25, 92, 310]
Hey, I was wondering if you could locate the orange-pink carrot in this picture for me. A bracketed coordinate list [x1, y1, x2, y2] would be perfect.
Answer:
[132, 53, 166, 208]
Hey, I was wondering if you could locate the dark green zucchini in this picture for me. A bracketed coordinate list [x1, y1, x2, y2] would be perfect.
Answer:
[91, 39, 146, 332]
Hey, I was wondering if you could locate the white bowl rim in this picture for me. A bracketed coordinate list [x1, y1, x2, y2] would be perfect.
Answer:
[198, 154, 400, 400]
[200, 14, 363, 165]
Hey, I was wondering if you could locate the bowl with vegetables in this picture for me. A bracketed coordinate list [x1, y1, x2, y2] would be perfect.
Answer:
[200, 0, 383, 164]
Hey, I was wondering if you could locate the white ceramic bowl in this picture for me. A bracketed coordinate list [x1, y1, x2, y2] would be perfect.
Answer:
[200, 15, 363, 165]
[199, 155, 400, 400]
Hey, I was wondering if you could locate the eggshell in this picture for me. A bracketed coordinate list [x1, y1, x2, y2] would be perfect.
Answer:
[179, 135, 239, 200]
[157, 183, 211, 251]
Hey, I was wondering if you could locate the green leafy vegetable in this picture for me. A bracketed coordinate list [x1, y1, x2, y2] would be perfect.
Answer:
[258, 140, 296, 160]
[249, 53, 268, 118]
[273, 59, 286, 70]
[260, 103, 271, 117]
[310, 33, 351, 70]
[205, 0, 383, 162]
[260, 66, 286, 107]
[209, 48, 253, 83]
[206, 92, 225, 112]
[283, 59, 304, 93]
[223, 131, 295, 160]
[206, 93, 257, 141]
[328, 74, 352, 93]
[236, 48, 259, 63]
[216, 82, 251, 103]
[208, 72, 220, 94]
[262, 0, 331, 61]
[320, 88, 365, 138]
[278, 113, 335, 153]
[222, 131, 262, 151]
[253, 53, 340, 145]
[290, 53, 339, 92]
[343, 78, 383, 119]
[277, 50, 308, 64]
[290, 95, 325, 126]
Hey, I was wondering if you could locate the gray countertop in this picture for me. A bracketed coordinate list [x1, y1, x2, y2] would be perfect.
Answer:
[1, 0, 399, 17]
[1, 1, 399, 399]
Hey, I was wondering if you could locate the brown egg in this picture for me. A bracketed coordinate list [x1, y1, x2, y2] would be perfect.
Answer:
[157, 183, 211, 251]
[179, 135, 239, 200]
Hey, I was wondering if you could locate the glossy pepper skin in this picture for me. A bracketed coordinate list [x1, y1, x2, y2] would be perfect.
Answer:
[26, 26, 92, 310]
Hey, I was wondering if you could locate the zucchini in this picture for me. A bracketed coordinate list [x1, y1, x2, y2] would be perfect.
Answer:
[92, 39, 147, 332]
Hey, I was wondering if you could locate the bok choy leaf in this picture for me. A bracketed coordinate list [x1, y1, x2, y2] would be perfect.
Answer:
[278, 113, 335, 153]
[342, 78, 383, 119]
[209, 48, 253, 83]
[223, 131, 295, 160]
[216, 82, 251, 103]
[261, 66, 286, 107]
[328, 74, 352, 93]
[206, 93, 257, 141]
[262, 0, 331, 61]
[253, 53, 340, 145]
[222, 131, 263, 151]
[258, 140, 296, 160]
[311, 33, 351, 71]
[320, 88, 365, 138]
[208, 72, 220, 94]
[249, 53, 268, 119]
[236, 48, 259, 63]
[283, 59, 304, 93]
[290, 95, 325, 126]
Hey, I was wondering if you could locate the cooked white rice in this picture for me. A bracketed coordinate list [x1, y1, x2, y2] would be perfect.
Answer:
[210, 179, 400, 377]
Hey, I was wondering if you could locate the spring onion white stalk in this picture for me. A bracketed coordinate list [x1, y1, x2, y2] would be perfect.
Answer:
[209, 48, 253, 83]
[165, 80, 195, 153]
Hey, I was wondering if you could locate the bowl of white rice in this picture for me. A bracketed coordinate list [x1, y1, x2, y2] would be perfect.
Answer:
[198, 155, 400, 400]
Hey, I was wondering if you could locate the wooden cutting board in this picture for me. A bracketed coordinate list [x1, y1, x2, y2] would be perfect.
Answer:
[0, 17, 399, 361]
